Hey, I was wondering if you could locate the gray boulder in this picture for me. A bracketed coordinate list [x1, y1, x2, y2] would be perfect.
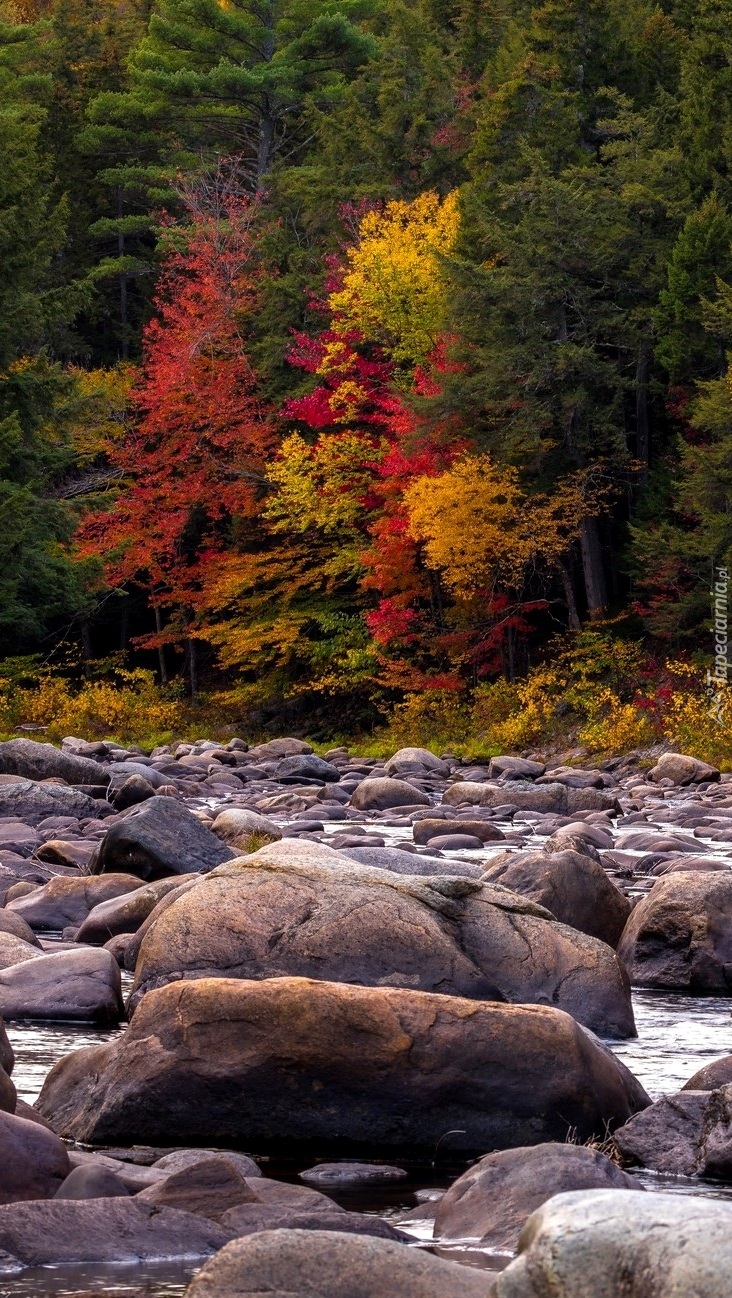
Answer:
[614, 1083, 732, 1178]
[0, 1109, 70, 1203]
[494, 1189, 732, 1298]
[617, 870, 732, 991]
[649, 753, 720, 785]
[7, 874, 145, 931]
[0, 947, 123, 1023]
[92, 797, 236, 880]
[275, 755, 341, 782]
[210, 808, 282, 849]
[385, 748, 450, 777]
[481, 850, 631, 947]
[0, 738, 110, 788]
[683, 1056, 732, 1091]
[0, 781, 103, 824]
[349, 778, 431, 810]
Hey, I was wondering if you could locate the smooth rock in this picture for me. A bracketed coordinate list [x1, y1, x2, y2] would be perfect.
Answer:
[36, 976, 648, 1149]
[0, 781, 103, 825]
[300, 1162, 407, 1187]
[617, 870, 732, 991]
[349, 778, 431, 810]
[154, 1149, 261, 1179]
[0, 1109, 70, 1203]
[275, 755, 341, 782]
[7, 874, 145, 932]
[0, 947, 123, 1023]
[0, 739, 110, 789]
[137, 1158, 261, 1220]
[649, 753, 720, 785]
[489, 757, 546, 779]
[385, 748, 450, 777]
[614, 1083, 732, 1177]
[0, 911, 41, 947]
[75, 877, 187, 944]
[92, 797, 235, 881]
[683, 1056, 732, 1091]
[413, 818, 504, 845]
[0, 932, 42, 972]
[481, 850, 631, 948]
[54, 1164, 131, 1200]
[209, 808, 282, 849]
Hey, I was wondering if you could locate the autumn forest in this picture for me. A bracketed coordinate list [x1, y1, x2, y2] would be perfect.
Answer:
[1, 0, 732, 756]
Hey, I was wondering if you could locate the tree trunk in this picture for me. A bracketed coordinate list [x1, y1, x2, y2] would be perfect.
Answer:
[80, 620, 92, 677]
[580, 517, 607, 619]
[154, 606, 168, 686]
[635, 341, 651, 484]
[118, 189, 128, 360]
[186, 637, 197, 700]
[557, 561, 581, 630]
[257, 105, 276, 180]
[119, 601, 129, 653]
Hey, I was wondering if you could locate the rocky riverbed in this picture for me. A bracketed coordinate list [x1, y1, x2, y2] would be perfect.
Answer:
[0, 734, 731, 1296]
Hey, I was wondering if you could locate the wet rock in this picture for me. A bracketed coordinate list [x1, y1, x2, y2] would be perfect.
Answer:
[54, 1164, 131, 1200]
[481, 850, 631, 948]
[649, 753, 720, 785]
[0, 1016, 13, 1074]
[0, 947, 123, 1023]
[6, 874, 145, 932]
[349, 778, 431, 810]
[184, 1228, 498, 1298]
[683, 1056, 732, 1091]
[433, 1144, 640, 1253]
[0, 1064, 15, 1112]
[209, 808, 282, 849]
[0, 781, 104, 824]
[36, 975, 648, 1149]
[129, 840, 636, 1036]
[75, 876, 188, 944]
[493, 1188, 732, 1298]
[617, 870, 732, 992]
[0, 1109, 70, 1203]
[0, 739, 110, 789]
[300, 1162, 407, 1186]
[614, 1083, 732, 1178]
[35, 840, 99, 870]
[92, 797, 236, 881]
[220, 1205, 406, 1241]
[0, 1198, 230, 1275]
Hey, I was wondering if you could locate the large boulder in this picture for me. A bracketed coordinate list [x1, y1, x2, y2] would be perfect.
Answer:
[617, 871, 732, 991]
[0, 1109, 70, 1203]
[0, 781, 103, 824]
[0, 910, 41, 947]
[92, 797, 236, 880]
[385, 748, 450, 777]
[129, 841, 636, 1037]
[185, 1229, 494, 1298]
[481, 850, 631, 947]
[6, 874, 145, 931]
[493, 1189, 732, 1298]
[74, 876, 187, 944]
[433, 1144, 640, 1254]
[349, 778, 431, 810]
[683, 1056, 732, 1091]
[210, 808, 282, 849]
[36, 976, 648, 1149]
[614, 1083, 732, 1178]
[0, 738, 110, 788]
[649, 752, 720, 785]
[275, 755, 341, 782]
[0, 932, 41, 972]
[0, 1198, 229, 1275]
[0, 947, 123, 1023]
[443, 781, 567, 812]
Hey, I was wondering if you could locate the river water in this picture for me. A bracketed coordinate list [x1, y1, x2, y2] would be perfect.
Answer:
[3, 987, 731, 1294]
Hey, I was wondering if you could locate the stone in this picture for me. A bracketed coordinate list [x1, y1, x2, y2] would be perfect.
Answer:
[0, 781, 104, 824]
[0, 739, 111, 789]
[614, 1083, 732, 1178]
[649, 753, 720, 785]
[121, 878, 200, 972]
[92, 797, 236, 881]
[481, 850, 631, 947]
[137, 1158, 262, 1220]
[75, 876, 188, 944]
[493, 1189, 732, 1298]
[0, 910, 40, 947]
[489, 756, 546, 779]
[0, 1198, 230, 1275]
[210, 808, 282, 849]
[129, 840, 636, 1037]
[154, 1149, 261, 1179]
[616, 870, 732, 991]
[0, 931, 42, 972]
[275, 755, 341, 782]
[444, 782, 568, 812]
[300, 1163, 407, 1186]
[218, 1208, 405, 1242]
[349, 778, 431, 810]
[0, 1065, 15, 1113]
[110, 774, 158, 810]
[433, 1144, 640, 1254]
[7, 874, 144, 932]
[424, 833, 484, 850]
[413, 818, 504, 845]
[385, 748, 450, 777]
[0, 947, 123, 1023]
[0, 1109, 70, 1203]
[54, 1164, 131, 1199]
[683, 1056, 732, 1091]
[246, 738, 313, 759]
[184, 1228, 499, 1298]
[341, 846, 483, 879]
[36, 976, 648, 1149]
[0, 1016, 13, 1074]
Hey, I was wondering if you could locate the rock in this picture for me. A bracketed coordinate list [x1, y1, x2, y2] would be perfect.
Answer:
[54, 1164, 131, 1199]
[218, 1208, 406, 1242]
[425, 833, 484, 850]
[493, 1188, 732, 1298]
[649, 753, 720, 785]
[614, 1083, 732, 1177]
[275, 755, 341, 782]
[35, 839, 99, 870]
[0, 1198, 230, 1275]
[385, 748, 450, 777]
[0, 1065, 15, 1112]
[349, 778, 431, 810]
[36, 976, 648, 1149]
[413, 818, 504, 845]
[137, 1157, 262, 1219]
[433, 1144, 640, 1254]
[0, 910, 41, 947]
[210, 808, 282, 849]
[75, 876, 187, 944]
[683, 1056, 732, 1091]
[489, 756, 546, 779]
[129, 840, 636, 1036]
[184, 1228, 498, 1298]
[0, 931, 42, 971]
[92, 797, 236, 880]
[0, 947, 123, 1023]
[616, 870, 732, 991]
[121, 877, 200, 972]
[6, 874, 144, 932]
[300, 1163, 407, 1186]
[0, 739, 111, 789]
[0, 781, 104, 824]
[110, 774, 158, 810]
[154, 1149, 261, 1179]
[0, 1109, 70, 1203]
[481, 850, 631, 947]
[341, 846, 483, 879]
[444, 782, 568, 812]
[0, 1016, 13, 1074]
[246, 738, 313, 759]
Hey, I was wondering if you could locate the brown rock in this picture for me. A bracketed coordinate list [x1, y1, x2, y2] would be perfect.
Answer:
[617, 870, 732, 991]
[0, 1109, 70, 1203]
[349, 778, 431, 810]
[481, 850, 631, 947]
[6, 874, 145, 932]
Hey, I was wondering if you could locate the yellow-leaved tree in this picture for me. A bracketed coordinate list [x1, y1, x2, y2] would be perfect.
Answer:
[328, 190, 460, 366]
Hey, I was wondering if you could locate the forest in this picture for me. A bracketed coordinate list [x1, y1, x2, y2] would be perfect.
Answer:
[0, 0, 731, 756]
